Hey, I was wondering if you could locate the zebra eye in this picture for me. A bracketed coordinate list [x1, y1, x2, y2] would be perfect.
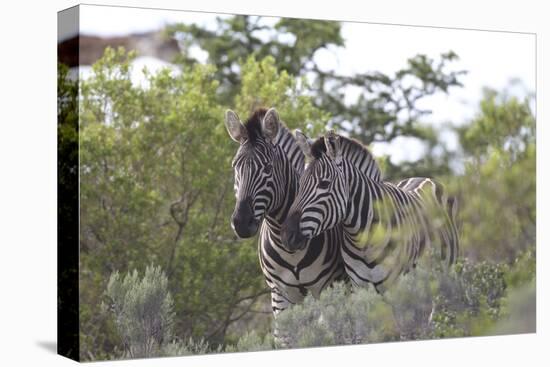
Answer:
[263, 163, 273, 174]
[319, 180, 331, 189]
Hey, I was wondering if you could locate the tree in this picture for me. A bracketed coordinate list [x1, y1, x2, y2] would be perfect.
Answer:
[166, 16, 344, 102]
[166, 16, 465, 178]
[76, 46, 329, 359]
[452, 87, 535, 262]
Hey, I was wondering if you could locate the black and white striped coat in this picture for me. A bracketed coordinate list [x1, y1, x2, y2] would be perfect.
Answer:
[282, 130, 459, 292]
[225, 108, 345, 315]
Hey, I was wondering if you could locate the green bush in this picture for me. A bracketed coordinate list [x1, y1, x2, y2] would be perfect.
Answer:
[160, 338, 218, 357]
[102, 265, 175, 358]
[274, 282, 394, 347]
[273, 255, 520, 348]
[224, 331, 274, 353]
[492, 280, 536, 335]
[453, 88, 535, 263]
[429, 259, 507, 337]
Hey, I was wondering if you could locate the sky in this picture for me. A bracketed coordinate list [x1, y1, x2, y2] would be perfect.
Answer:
[77, 4, 536, 166]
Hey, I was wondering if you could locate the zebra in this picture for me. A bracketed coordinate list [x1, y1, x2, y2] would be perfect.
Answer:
[224, 108, 345, 317]
[281, 130, 459, 293]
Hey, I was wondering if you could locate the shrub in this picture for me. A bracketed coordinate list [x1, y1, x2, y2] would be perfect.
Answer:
[273, 256, 512, 348]
[160, 338, 217, 357]
[224, 330, 274, 353]
[102, 265, 175, 358]
[274, 282, 396, 348]
[492, 280, 536, 335]
[429, 259, 507, 337]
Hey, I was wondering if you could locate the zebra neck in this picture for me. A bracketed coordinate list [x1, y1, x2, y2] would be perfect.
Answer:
[276, 127, 305, 174]
[342, 163, 377, 237]
[265, 129, 303, 225]
[262, 169, 299, 254]
[339, 138, 383, 181]
[267, 160, 300, 225]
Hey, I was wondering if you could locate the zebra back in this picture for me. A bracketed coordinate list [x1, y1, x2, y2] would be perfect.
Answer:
[396, 177, 460, 266]
[289, 132, 460, 292]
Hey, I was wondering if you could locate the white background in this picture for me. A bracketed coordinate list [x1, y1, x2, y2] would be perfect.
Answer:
[0, 0, 547, 366]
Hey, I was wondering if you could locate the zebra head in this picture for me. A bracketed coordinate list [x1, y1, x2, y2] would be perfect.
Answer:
[282, 130, 349, 250]
[225, 107, 284, 238]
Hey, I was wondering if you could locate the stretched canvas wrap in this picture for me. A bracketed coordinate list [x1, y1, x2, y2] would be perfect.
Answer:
[57, 4, 536, 362]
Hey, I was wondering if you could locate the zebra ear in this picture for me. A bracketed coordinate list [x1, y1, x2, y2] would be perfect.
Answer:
[225, 109, 247, 143]
[294, 129, 313, 161]
[261, 108, 280, 142]
[324, 130, 342, 162]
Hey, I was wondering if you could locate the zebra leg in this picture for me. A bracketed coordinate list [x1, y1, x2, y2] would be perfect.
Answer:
[270, 288, 294, 348]
[271, 288, 291, 315]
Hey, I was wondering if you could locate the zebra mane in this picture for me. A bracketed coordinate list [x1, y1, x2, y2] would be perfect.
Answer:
[243, 108, 269, 144]
[243, 108, 304, 172]
[274, 123, 305, 174]
[310, 134, 383, 181]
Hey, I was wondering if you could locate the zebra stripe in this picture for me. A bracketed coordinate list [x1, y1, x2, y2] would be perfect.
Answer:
[225, 108, 345, 316]
[282, 131, 459, 292]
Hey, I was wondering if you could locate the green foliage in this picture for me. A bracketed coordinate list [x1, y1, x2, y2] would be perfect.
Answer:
[166, 16, 343, 101]
[167, 16, 464, 178]
[322, 52, 464, 143]
[78, 47, 261, 358]
[77, 45, 330, 360]
[58, 64, 79, 169]
[160, 338, 219, 357]
[235, 55, 329, 136]
[274, 255, 524, 348]
[101, 265, 223, 360]
[459, 87, 535, 160]
[452, 88, 535, 262]
[58, 63, 80, 360]
[224, 331, 274, 353]
[103, 265, 175, 359]
[275, 282, 395, 347]
[272, 84, 537, 348]
[505, 246, 536, 289]
[429, 259, 508, 337]
[492, 280, 536, 335]
[382, 258, 509, 339]
[382, 268, 435, 339]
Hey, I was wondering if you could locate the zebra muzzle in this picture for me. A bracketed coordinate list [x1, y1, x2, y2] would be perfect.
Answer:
[231, 197, 260, 238]
[281, 211, 307, 251]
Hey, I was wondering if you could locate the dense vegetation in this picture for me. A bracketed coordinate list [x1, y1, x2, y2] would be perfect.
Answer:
[57, 15, 535, 361]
